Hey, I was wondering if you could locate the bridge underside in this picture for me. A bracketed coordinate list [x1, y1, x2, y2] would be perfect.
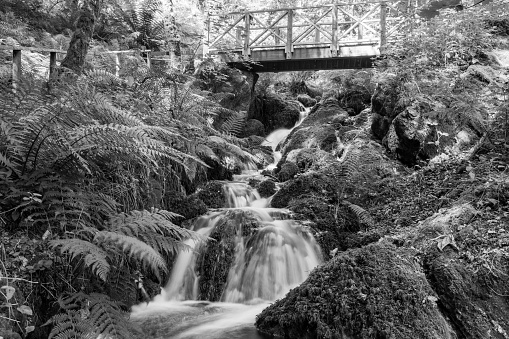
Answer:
[229, 56, 374, 72]
[216, 45, 379, 72]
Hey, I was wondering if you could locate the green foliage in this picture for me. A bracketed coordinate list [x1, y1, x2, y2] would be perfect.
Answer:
[380, 8, 502, 72]
[116, 0, 166, 50]
[48, 292, 133, 339]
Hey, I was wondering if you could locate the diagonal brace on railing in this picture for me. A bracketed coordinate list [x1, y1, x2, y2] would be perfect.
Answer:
[293, 8, 333, 43]
[249, 11, 288, 46]
[337, 4, 381, 40]
[209, 15, 246, 49]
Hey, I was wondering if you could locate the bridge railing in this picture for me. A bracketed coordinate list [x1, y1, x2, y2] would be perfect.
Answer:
[205, 0, 420, 59]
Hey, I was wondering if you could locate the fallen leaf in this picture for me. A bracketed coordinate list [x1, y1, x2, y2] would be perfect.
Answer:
[437, 234, 459, 251]
[17, 305, 33, 316]
[0, 285, 15, 301]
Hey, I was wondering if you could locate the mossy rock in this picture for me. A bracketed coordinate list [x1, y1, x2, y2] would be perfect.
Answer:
[241, 119, 265, 138]
[279, 97, 348, 159]
[164, 191, 207, 222]
[196, 210, 259, 301]
[297, 94, 317, 107]
[271, 173, 330, 208]
[195, 181, 226, 208]
[258, 180, 276, 198]
[248, 92, 301, 133]
[277, 162, 299, 182]
[255, 241, 455, 339]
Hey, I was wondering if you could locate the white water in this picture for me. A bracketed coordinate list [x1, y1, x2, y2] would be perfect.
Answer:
[131, 106, 317, 339]
[262, 105, 309, 170]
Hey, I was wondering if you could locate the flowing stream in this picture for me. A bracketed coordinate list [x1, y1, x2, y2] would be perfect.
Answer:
[131, 107, 319, 338]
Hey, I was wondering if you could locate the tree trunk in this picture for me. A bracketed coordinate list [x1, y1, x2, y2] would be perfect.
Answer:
[60, 0, 100, 74]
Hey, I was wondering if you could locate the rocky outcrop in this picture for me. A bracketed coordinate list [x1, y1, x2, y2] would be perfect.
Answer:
[370, 66, 509, 165]
[194, 61, 257, 112]
[257, 203, 509, 338]
[256, 241, 455, 339]
[370, 73, 403, 140]
[248, 92, 301, 134]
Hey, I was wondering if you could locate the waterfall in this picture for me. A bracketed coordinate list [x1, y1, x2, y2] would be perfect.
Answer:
[131, 107, 318, 339]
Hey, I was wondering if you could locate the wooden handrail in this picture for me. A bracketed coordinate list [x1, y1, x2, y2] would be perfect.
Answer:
[0, 45, 66, 53]
[2, 45, 170, 91]
[205, 0, 415, 60]
[218, 1, 390, 16]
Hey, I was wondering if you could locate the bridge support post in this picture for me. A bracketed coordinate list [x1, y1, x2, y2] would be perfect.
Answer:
[286, 9, 293, 59]
[12, 49, 21, 93]
[380, 2, 387, 53]
[49, 52, 57, 78]
[243, 13, 251, 56]
[331, 4, 338, 57]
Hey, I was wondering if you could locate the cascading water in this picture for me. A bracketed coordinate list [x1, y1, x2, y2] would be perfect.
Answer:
[131, 106, 319, 338]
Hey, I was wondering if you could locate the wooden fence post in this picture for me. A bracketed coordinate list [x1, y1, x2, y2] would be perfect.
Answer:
[203, 15, 210, 58]
[146, 51, 152, 69]
[286, 9, 293, 59]
[243, 13, 251, 56]
[380, 2, 387, 53]
[331, 4, 338, 57]
[115, 53, 120, 76]
[49, 52, 57, 78]
[12, 49, 21, 92]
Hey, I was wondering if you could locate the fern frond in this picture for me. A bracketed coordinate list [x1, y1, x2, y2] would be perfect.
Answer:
[213, 108, 246, 136]
[94, 231, 167, 281]
[85, 69, 126, 86]
[343, 200, 375, 229]
[50, 239, 111, 281]
[196, 143, 220, 162]
[49, 293, 133, 339]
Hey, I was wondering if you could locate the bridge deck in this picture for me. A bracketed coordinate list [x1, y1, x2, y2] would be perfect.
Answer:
[220, 44, 379, 72]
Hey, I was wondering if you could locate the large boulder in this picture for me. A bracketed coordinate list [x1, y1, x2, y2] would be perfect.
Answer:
[271, 172, 330, 208]
[195, 181, 226, 208]
[297, 94, 317, 107]
[277, 162, 299, 182]
[196, 210, 259, 301]
[256, 241, 455, 339]
[248, 92, 301, 133]
[164, 191, 207, 223]
[240, 119, 265, 137]
[257, 179, 276, 198]
[279, 97, 348, 159]
[385, 97, 481, 165]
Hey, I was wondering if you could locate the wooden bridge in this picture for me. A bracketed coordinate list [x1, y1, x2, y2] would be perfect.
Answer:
[204, 0, 427, 72]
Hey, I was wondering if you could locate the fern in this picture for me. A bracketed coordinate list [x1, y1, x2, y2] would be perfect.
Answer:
[343, 200, 375, 229]
[94, 231, 167, 281]
[212, 107, 246, 136]
[50, 239, 111, 281]
[48, 293, 133, 339]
